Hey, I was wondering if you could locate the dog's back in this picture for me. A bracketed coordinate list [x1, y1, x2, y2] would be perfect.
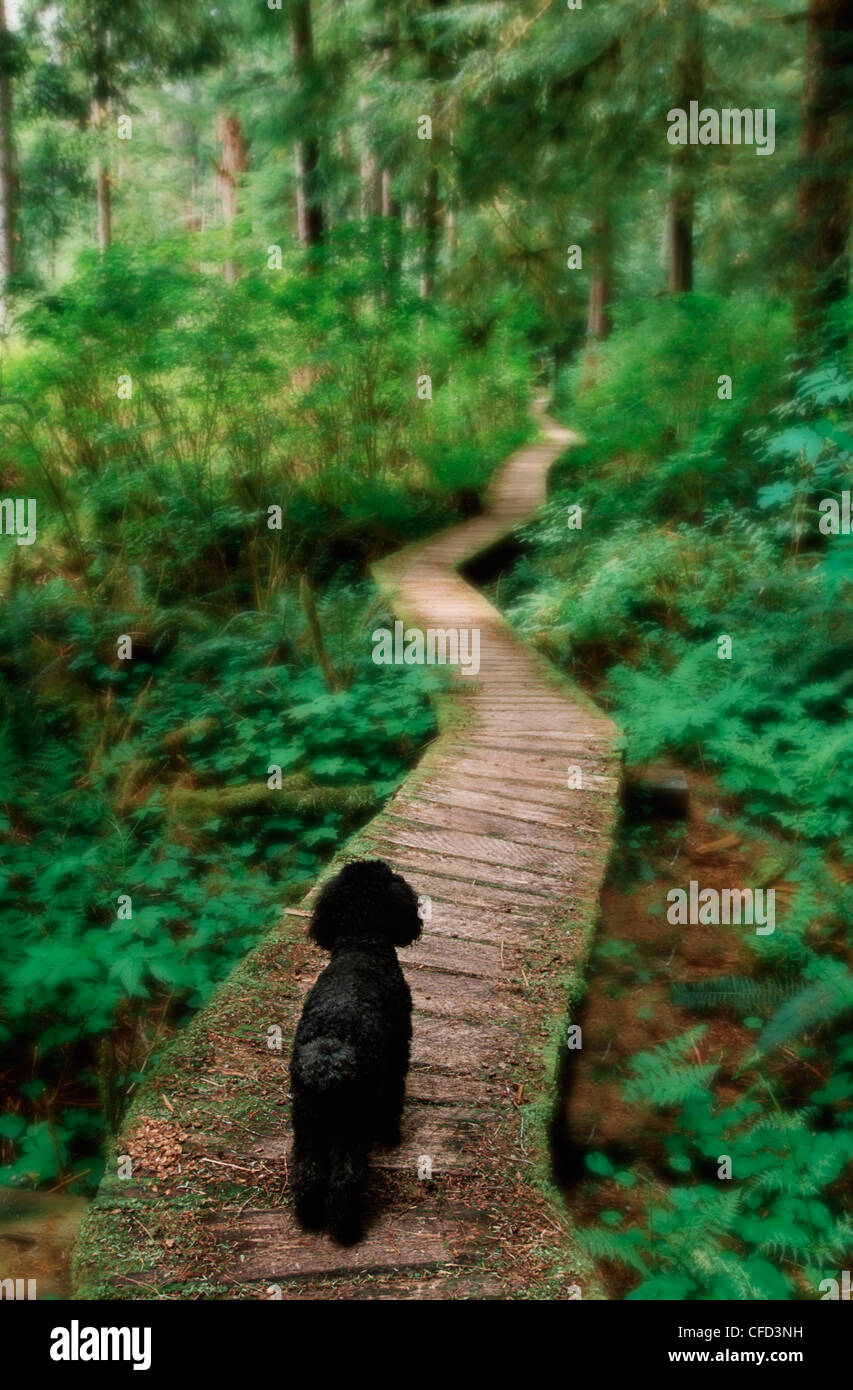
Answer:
[291, 942, 411, 1096]
[289, 860, 421, 1244]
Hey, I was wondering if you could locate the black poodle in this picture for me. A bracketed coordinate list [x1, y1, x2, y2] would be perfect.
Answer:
[289, 858, 422, 1245]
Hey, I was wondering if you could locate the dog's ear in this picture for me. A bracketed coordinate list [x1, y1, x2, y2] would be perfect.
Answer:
[308, 870, 348, 951]
[383, 872, 422, 947]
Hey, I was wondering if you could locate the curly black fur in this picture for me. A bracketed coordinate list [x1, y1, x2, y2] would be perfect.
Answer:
[289, 859, 421, 1245]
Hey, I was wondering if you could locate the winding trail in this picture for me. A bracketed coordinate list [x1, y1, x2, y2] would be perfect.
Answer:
[73, 406, 620, 1301]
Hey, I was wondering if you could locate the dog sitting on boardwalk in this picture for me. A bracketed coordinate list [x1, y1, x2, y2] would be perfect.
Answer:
[289, 859, 421, 1245]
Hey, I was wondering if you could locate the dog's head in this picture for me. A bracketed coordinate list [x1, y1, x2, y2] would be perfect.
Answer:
[308, 859, 422, 951]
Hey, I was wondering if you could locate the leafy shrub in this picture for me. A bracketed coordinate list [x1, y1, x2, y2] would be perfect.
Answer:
[0, 578, 436, 1188]
[501, 296, 853, 1299]
[578, 1028, 853, 1301]
[0, 229, 531, 1189]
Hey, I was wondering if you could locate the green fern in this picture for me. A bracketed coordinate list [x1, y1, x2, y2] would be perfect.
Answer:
[670, 975, 794, 1016]
[623, 1028, 718, 1107]
[755, 960, 853, 1057]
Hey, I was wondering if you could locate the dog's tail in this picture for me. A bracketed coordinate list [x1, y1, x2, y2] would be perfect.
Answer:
[292, 1037, 359, 1093]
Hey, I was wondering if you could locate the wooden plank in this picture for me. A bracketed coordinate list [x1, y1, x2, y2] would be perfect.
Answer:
[410, 1016, 516, 1072]
[388, 799, 604, 847]
[366, 823, 583, 876]
[356, 843, 565, 896]
[208, 1203, 486, 1283]
[398, 934, 509, 979]
[429, 756, 583, 792]
[408, 782, 579, 826]
[417, 884, 543, 919]
[406, 1069, 502, 1105]
[406, 965, 516, 1020]
[419, 908, 537, 949]
[240, 1106, 490, 1176]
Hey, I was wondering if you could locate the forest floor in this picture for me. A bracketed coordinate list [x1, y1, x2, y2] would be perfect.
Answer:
[560, 769, 793, 1297]
[71, 408, 622, 1301]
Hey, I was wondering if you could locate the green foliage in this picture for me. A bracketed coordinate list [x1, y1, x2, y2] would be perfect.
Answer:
[0, 233, 530, 1191]
[3, 234, 529, 588]
[0, 574, 437, 1187]
[578, 1032, 853, 1300]
[503, 296, 853, 1299]
[0, 0, 847, 1297]
[755, 959, 853, 1059]
[670, 975, 793, 1016]
[556, 295, 788, 516]
[622, 1027, 719, 1107]
[506, 310, 853, 860]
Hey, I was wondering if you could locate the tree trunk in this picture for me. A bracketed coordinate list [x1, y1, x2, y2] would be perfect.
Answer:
[586, 212, 613, 342]
[360, 145, 380, 221]
[217, 113, 248, 283]
[290, 0, 323, 248]
[420, 167, 440, 297]
[378, 19, 402, 290]
[795, 0, 853, 354]
[381, 169, 398, 221]
[445, 127, 457, 269]
[184, 120, 203, 231]
[665, 0, 703, 293]
[359, 97, 380, 221]
[665, 168, 694, 293]
[180, 126, 203, 272]
[95, 157, 111, 252]
[299, 574, 339, 692]
[91, 33, 112, 252]
[419, 0, 450, 298]
[381, 169, 403, 291]
[582, 213, 613, 390]
[0, 0, 17, 329]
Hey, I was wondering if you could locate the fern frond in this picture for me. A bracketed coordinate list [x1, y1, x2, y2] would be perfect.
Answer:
[670, 975, 795, 1016]
[756, 961, 853, 1056]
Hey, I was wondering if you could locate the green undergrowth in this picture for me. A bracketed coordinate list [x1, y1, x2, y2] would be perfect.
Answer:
[0, 230, 534, 1195]
[0, 580, 438, 1193]
[498, 294, 853, 1299]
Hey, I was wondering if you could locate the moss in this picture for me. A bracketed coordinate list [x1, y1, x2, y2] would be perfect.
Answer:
[168, 776, 379, 828]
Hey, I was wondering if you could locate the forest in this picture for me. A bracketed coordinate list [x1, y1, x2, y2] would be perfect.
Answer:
[0, 0, 851, 1307]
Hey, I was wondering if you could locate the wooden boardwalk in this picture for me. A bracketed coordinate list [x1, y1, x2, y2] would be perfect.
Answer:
[73, 408, 620, 1301]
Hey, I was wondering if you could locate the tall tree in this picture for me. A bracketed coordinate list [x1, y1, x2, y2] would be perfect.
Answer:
[586, 211, 613, 343]
[795, 0, 853, 352]
[358, 95, 380, 221]
[89, 18, 111, 250]
[664, 0, 704, 293]
[0, 0, 19, 325]
[40, 0, 222, 251]
[217, 112, 248, 283]
[418, 0, 450, 298]
[289, 0, 323, 247]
